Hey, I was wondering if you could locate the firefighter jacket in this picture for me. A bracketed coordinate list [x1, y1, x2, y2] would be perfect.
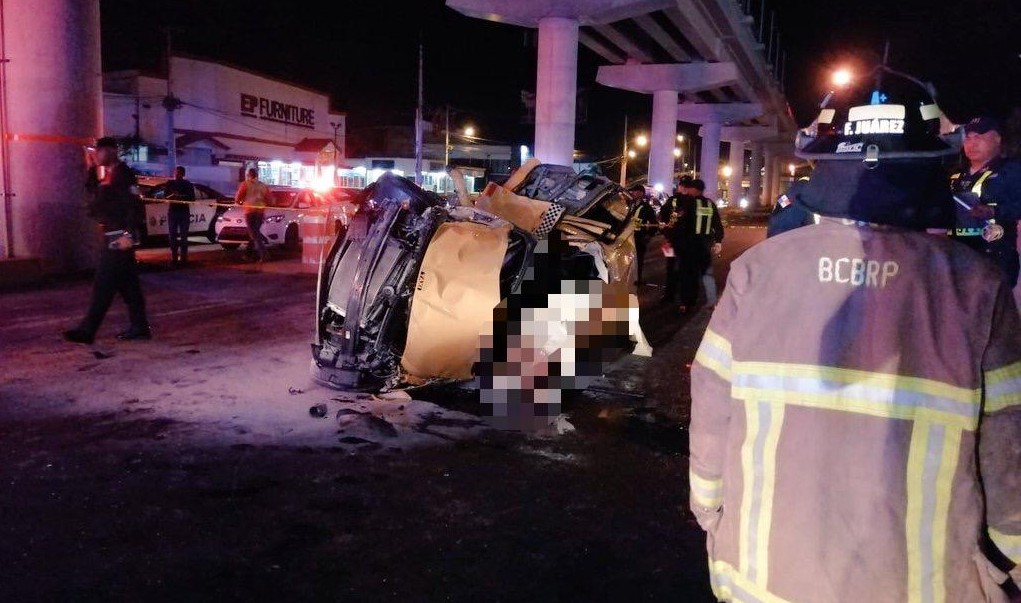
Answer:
[690, 218, 1021, 603]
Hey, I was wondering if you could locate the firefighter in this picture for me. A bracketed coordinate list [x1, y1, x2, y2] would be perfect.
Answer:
[690, 66, 1021, 602]
[950, 117, 1021, 287]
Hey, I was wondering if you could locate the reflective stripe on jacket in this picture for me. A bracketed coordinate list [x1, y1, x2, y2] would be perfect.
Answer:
[690, 218, 1021, 603]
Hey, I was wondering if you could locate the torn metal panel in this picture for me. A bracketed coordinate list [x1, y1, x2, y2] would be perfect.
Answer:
[312, 165, 651, 405]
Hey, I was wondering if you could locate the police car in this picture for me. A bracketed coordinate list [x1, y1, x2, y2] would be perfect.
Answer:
[137, 176, 233, 244]
[214, 187, 359, 251]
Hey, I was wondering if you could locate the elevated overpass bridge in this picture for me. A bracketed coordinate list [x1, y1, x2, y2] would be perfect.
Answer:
[447, 0, 800, 205]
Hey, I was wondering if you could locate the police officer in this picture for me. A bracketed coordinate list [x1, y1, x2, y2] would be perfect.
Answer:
[766, 176, 815, 238]
[690, 66, 1021, 602]
[628, 184, 659, 285]
[165, 165, 196, 267]
[677, 178, 723, 312]
[64, 137, 151, 344]
[951, 117, 1021, 286]
[658, 176, 694, 303]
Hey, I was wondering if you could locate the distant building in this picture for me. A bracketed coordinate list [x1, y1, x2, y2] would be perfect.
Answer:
[346, 123, 514, 193]
[103, 55, 347, 194]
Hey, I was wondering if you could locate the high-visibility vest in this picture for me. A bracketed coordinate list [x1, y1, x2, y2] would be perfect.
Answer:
[951, 168, 996, 237]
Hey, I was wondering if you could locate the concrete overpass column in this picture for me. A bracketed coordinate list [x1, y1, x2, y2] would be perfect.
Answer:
[749, 144, 763, 207]
[647, 89, 678, 192]
[699, 122, 722, 201]
[763, 148, 776, 206]
[3, 0, 103, 270]
[534, 17, 578, 166]
[727, 141, 745, 204]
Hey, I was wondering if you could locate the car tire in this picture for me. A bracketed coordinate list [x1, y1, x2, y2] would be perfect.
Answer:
[284, 224, 300, 251]
[221, 243, 241, 251]
[206, 220, 218, 243]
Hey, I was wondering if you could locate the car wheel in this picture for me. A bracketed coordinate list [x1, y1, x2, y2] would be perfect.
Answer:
[207, 220, 218, 243]
[221, 243, 241, 251]
[284, 224, 300, 251]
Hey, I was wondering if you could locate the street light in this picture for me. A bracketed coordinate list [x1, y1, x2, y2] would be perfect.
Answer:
[634, 134, 648, 147]
[627, 149, 637, 159]
[721, 165, 733, 178]
[673, 148, 682, 158]
[832, 68, 853, 88]
[463, 125, 476, 138]
[676, 134, 685, 142]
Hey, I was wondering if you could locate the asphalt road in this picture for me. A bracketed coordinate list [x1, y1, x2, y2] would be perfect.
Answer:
[0, 221, 765, 602]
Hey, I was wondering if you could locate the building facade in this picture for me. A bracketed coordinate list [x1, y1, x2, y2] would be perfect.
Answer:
[103, 55, 346, 194]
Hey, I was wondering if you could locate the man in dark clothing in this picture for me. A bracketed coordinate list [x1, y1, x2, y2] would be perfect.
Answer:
[64, 137, 151, 344]
[767, 176, 815, 238]
[659, 176, 694, 303]
[628, 184, 659, 285]
[950, 117, 1021, 286]
[672, 178, 724, 312]
[164, 165, 196, 266]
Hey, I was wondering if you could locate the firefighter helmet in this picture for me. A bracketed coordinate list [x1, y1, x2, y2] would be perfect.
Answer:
[794, 65, 961, 229]
[795, 66, 962, 164]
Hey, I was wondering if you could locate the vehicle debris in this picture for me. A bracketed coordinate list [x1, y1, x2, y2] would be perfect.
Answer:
[311, 162, 652, 430]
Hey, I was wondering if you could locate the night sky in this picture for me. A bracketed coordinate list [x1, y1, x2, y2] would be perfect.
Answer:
[100, 0, 1020, 159]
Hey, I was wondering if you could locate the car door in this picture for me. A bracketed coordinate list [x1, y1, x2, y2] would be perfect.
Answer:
[142, 184, 171, 237]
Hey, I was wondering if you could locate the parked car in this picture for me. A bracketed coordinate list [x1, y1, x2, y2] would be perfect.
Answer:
[136, 176, 233, 244]
[214, 186, 360, 251]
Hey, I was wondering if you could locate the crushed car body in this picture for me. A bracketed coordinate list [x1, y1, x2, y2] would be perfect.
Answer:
[311, 162, 651, 424]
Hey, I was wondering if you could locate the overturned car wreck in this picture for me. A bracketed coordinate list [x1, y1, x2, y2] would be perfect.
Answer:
[312, 162, 650, 426]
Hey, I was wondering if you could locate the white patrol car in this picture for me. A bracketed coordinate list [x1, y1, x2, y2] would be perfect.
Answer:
[137, 176, 232, 243]
[214, 187, 360, 251]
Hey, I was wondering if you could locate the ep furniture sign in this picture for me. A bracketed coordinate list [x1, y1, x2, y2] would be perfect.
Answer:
[240, 93, 315, 129]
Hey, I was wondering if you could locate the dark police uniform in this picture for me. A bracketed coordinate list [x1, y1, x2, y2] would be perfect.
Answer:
[951, 157, 1021, 286]
[72, 161, 150, 340]
[633, 200, 659, 284]
[674, 194, 724, 308]
[767, 177, 815, 238]
[659, 193, 689, 302]
[164, 176, 196, 264]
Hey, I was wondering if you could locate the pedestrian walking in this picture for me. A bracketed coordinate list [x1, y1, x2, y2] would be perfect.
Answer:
[234, 167, 272, 262]
[690, 65, 1021, 602]
[164, 165, 196, 266]
[64, 137, 151, 344]
[950, 116, 1021, 286]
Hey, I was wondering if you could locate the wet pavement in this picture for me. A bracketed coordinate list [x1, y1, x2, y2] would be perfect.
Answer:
[0, 221, 766, 602]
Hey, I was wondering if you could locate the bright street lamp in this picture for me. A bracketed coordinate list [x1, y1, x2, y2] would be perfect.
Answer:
[627, 149, 637, 159]
[676, 134, 685, 142]
[463, 126, 476, 137]
[673, 148, 682, 158]
[634, 134, 648, 147]
[721, 165, 733, 178]
[832, 69, 853, 88]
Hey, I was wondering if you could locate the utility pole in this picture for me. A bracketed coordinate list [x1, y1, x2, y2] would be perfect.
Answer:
[161, 27, 182, 176]
[413, 40, 424, 186]
[618, 115, 628, 186]
[443, 105, 450, 193]
[328, 121, 342, 185]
